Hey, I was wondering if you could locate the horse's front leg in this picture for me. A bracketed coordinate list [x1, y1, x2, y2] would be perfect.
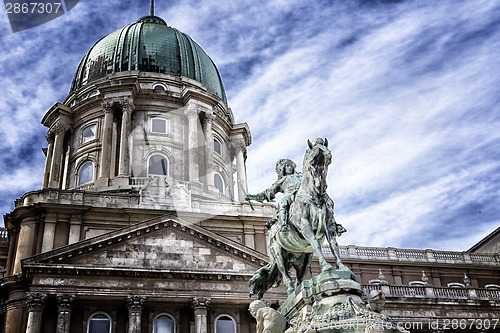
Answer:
[300, 218, 334, 272]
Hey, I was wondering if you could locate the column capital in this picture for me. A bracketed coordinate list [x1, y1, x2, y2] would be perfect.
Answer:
[231, 140, 247, 159]
[26, 293, 47, 312]
[45, 133, 55, 144]
[191, 297, 211, 311]
[206, 110, 217, 122]
[50, 124, 71, 136]
[101, 99, 115, 112]
[127, 295, 146, 314]
[119, 98, 135, 112]
[185, 105, 200, 118]
[56, 294, 75, 313]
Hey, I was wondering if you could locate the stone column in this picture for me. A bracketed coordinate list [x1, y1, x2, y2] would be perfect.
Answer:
[185, 106, 200, 183]
[118, 98, 134, 177]
[56, 294, 74, 333]
[42, 134, 54, 188]
[203, 111, 216, 187]
[13, 219, 37, 274]
[41, 213, 57, 252]
[49, 125, 68, 188]
[99, 100, 115, 181]
[234, 141, 248, 202]
[127, 296, 145, 333]
[191, 297, 211, 333]
[25, 293, 47, 333]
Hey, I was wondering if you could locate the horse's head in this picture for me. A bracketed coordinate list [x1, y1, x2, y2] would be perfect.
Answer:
[303, 138, 332, 195]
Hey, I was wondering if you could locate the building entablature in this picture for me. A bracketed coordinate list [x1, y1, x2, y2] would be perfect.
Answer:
[11, 188, 275, 218]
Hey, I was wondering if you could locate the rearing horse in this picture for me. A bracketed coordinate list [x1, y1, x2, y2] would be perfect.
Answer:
[249, 138, 352, 298]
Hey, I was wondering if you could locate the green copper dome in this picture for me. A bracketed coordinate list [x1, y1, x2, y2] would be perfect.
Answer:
[71, 16, 227, 105]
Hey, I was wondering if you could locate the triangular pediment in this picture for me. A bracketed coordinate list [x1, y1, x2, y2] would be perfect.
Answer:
[22, 215, 268, 279]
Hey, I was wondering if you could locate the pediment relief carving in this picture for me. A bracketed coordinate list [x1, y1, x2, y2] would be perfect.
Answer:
[23, 215, 267, 279]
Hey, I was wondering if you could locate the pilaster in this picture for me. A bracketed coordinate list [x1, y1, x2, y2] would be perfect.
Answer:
[233, 140, 247, 202]
[185, 105, 201, 183]
[26, 293, 47, 333]
[127, 295, 145, 333]
[49, 125, 69, 188]
[191, 297, 211, 333]
[56, 294, 74, 333]
[97, 100, 115, 185]
[117, 98, 135, 178]
[203, 111, 216, 188]
[42, 134, 55, 189]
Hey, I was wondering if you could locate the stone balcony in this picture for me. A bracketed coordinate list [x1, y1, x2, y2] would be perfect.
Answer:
[322, 245, 500, 267]
[363, 283, 500, 300]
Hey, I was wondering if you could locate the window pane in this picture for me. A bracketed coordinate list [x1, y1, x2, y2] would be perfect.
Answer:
[78, 162, 93, 185]
[149, 155, 168, 175]
[214, 174, 224, 193]
[89, 314, 110, 333]
[216, 316, 235, 333]
[214, 139, 221, 155]
[152, 118, 166, 133]
[155, 315, 174, 333]
[82, 124, 96, 143]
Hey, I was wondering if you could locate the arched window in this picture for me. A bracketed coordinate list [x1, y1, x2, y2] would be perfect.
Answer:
[408, 281, 426, 286]
[447, 282, 465, 288]
[87, 90, 100, 98]
[214, 174, 224, 193]
[485, 284, 500, 290]
[87, 312, 112, 333]
[82, 124, 96, 144]
[213, 138, 222, 155]
[368, 279, 381, 285]
[153, 83, 167, 91]
[214, 314, 237, 333]
[148, 154, 168, 176]
[77, 161, 94, 186]
[153, 313, 176, 333]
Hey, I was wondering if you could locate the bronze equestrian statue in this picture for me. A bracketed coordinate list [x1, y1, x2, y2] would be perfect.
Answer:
[247, 138, 354, 299]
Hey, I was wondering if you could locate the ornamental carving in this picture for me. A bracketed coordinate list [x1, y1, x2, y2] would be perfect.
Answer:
[101, 100, 115, 112]
[45, 134, 55, 144]
[191, 297, 211, 311]
[184, 105, 200, 118]
[127, 295, 146, 314]
[119, 98, 135, 112]
[26, 293, 47, 312]
[56, 294, 75, 313]
[50, 123, 71, 136]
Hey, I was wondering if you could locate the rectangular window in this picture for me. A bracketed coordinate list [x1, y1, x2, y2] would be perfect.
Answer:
[151, 118, 167, 134]
[214, 138, 222, 155]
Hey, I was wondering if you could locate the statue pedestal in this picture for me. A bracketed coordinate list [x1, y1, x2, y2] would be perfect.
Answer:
[280, 271, 405, 333]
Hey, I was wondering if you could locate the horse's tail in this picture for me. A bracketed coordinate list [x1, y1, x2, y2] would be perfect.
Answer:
[248, 261, 282, 300]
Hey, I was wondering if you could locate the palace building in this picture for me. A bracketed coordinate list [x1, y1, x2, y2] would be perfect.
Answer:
[0, 10, 499, 333]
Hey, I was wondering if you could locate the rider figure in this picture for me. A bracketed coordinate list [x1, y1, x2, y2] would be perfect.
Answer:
[245, 158, 302, 230]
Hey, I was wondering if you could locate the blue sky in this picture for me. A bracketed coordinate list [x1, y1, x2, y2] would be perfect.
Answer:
[0, 0, 499, 251]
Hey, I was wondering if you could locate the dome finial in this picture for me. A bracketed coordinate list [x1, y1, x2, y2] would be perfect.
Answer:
[150, 0, 154, 16]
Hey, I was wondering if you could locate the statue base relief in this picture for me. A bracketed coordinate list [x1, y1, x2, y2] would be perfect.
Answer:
[280, 271, 406, 333]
